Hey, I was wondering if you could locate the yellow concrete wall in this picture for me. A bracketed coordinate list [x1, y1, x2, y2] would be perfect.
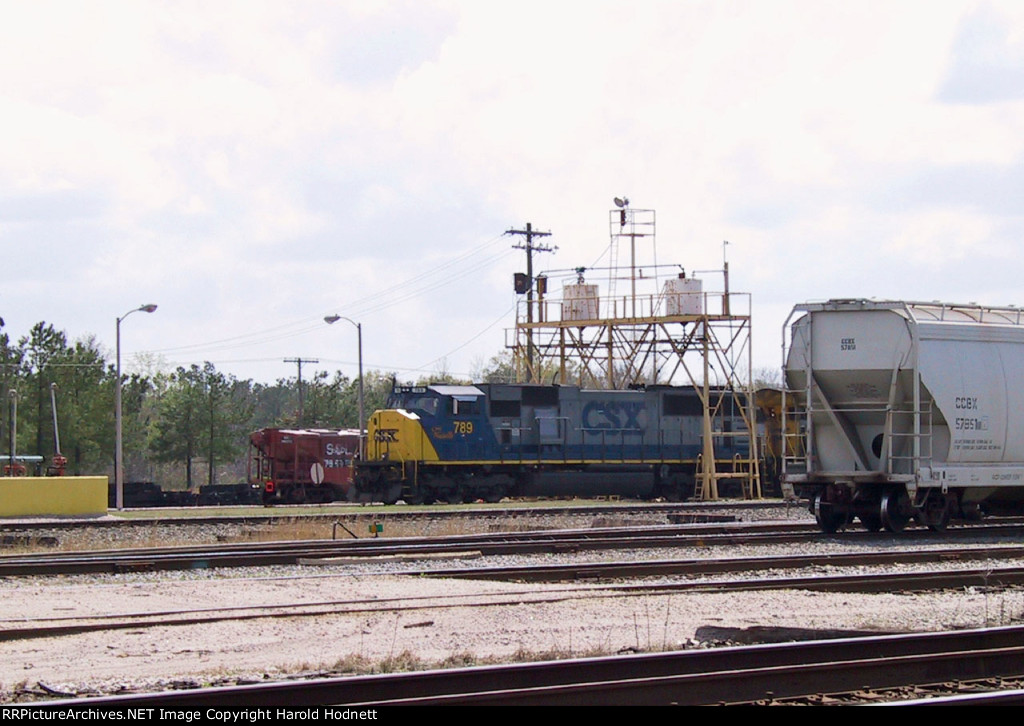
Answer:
[0, 476, 108, 517]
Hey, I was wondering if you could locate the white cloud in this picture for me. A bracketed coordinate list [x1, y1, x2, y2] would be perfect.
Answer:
[1, 0, 1023, 383]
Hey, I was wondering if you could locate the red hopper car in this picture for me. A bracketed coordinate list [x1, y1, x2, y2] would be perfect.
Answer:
[248, 428, 361, 504]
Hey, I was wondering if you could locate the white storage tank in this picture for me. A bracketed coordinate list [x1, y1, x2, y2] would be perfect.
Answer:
[782, 299, 1024, 532]
[562, 283, 600, 321]
[662, 276, 703, 316]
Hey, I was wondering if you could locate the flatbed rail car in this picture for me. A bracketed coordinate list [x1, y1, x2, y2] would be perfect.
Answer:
[248, 428, 360, 504]
[781, 299, 1024, 533]
[105, 481, 262, 508]
[352, 382, 755, 504]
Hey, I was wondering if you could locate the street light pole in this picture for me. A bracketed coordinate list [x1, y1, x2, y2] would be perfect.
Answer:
[115, 304, 157, 510]
[324, 315, 364, 458]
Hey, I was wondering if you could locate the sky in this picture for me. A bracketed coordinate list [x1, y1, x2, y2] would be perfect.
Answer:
[1, 0, 1023, 387]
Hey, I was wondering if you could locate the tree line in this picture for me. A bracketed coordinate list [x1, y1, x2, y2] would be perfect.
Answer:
[0, 321, 432, 490]
[1, 320, 776, 490]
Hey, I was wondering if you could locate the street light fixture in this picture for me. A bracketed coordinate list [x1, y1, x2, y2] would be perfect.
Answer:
[115, 303, 157, 510]
[324, 315, 364, 459]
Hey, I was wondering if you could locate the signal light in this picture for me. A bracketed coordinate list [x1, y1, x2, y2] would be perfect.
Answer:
[265, 480, 276, 493]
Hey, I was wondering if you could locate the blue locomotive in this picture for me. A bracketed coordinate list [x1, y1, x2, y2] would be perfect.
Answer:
[351, 382, 753, 504]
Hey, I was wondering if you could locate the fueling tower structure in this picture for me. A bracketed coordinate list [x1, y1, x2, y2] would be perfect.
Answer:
[507, 201, 760, 500]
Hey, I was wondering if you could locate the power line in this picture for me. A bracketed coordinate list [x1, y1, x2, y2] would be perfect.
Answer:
[146, 234, 511, 358]
[415, 303, 515, 375]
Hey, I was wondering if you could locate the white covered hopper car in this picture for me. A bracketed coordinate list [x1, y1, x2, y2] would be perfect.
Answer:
[781, 299, 1024, 533]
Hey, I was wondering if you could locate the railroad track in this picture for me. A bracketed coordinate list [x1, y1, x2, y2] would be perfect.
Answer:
[0, 520, 816, 576]
[6, 518, 1024, 573]
[0, 500, 778, 530]
[17, 625, 1024, 707]
[7, 519, 1024, 577]
[415, 543, 1024, 588]
[6, 543, 1024, 644]
[8, 518, 1024, 705]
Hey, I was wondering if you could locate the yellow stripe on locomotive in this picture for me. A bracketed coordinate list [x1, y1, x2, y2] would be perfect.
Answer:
[351, 382, 755, 505]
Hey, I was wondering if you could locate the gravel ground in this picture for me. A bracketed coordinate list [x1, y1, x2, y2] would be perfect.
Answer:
[2, 504, 1024, 701]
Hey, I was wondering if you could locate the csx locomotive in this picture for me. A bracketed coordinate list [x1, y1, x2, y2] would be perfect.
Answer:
[350, 382, 753, 504]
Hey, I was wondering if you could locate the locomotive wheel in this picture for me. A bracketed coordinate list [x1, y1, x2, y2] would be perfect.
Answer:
[813, 491, 848, 534]
[404, 488, 426, 505]
[880, 489, 912, 533]
[382, 482, 402, 505]
[482, 486, 506, 503]
[658, 480, 685, 502]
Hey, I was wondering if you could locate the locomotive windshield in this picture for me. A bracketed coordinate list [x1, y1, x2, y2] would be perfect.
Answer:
[386, 390, 440, 417]
[387, 385, 485, 419]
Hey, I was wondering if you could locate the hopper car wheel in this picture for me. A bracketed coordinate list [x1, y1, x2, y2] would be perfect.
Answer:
[961, 502, 982, 521]
[880, 489, 912, 533]
[813, 491, 848, 534]
[918, 497, 951, 532]
[925, 507, 950, 532]
[858, 512, 883, 532]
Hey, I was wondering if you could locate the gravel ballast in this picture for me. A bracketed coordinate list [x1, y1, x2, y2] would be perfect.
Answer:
[2, 505, 1023, 701]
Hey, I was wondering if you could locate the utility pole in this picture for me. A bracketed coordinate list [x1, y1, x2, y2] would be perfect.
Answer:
[284, 357, 318, 427]
[506, 223, 555, 382]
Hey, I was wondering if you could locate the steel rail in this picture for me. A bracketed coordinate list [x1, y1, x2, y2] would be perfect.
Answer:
[19, 625, 1024, 707]
[426, 543, 1024, 581]
[0, 500, 779, 529]
[8, 554, 1024, 644]
[881, 688, 1024, 706]
[5, 524, 1024, 578]
[0, 523, 822, 576]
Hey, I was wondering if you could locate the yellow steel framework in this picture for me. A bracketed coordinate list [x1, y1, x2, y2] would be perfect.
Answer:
[507, 205, 760, 500]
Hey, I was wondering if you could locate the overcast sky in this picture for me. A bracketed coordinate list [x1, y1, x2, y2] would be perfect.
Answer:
[2, 0, 1022, 386]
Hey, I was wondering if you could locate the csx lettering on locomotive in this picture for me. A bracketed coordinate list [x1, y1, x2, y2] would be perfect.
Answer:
[581, 401, 645, 431]
[350, 382, 752, 505]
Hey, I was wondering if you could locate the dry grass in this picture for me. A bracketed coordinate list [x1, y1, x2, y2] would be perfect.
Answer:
[316, 641, 685, 681]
